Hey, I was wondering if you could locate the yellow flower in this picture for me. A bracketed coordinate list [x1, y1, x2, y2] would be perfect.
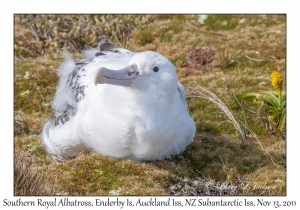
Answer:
[271, 71, 283, 90]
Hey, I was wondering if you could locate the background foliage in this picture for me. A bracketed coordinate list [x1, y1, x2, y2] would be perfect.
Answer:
[14, 14, 152, 58]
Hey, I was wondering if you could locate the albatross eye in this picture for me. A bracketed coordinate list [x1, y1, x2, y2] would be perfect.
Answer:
[153, 66, 159, 72]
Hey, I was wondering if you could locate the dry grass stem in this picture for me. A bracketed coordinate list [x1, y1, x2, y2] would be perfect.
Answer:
[186, 84, 247, 145]
[245, 55, 276, 63]
[14, 153, 60, 196]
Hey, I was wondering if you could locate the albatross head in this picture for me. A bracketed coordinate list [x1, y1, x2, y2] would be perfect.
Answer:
[94, 51, 178, 98]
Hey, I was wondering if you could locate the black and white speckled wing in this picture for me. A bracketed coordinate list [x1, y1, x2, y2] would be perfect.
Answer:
[54, 59, 90, 125]
[52, 42, 131, 126]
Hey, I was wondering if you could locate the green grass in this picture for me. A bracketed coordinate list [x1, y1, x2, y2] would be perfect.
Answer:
[14, 58, 59, 115]
[132, 27, 153, 46]
[14, 14, 286, 196]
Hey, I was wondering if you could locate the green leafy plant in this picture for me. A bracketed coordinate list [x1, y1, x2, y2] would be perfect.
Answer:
[232, 71, 286, 136]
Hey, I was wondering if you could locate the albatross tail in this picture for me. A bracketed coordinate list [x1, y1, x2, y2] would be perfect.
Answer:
[42, 120, 89, 160]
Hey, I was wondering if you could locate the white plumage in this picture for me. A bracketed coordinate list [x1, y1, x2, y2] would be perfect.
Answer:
[42, 43, 196, 161]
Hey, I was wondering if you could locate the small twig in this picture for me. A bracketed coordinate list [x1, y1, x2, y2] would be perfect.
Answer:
[227, 85, 257, 114]
[67, 40, 78, 52]
[245, 55, 276, 63]
[23, 27, 40, 43]
[17, 46, 34, 56]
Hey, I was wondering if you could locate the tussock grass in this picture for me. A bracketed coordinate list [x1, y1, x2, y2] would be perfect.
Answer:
[14, 153, 60, 195]
[186, 84, 247, 144]
[14, 14, 286, 196]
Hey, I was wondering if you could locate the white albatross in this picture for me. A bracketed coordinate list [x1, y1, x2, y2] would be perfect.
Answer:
[42, 42, 196, 161]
